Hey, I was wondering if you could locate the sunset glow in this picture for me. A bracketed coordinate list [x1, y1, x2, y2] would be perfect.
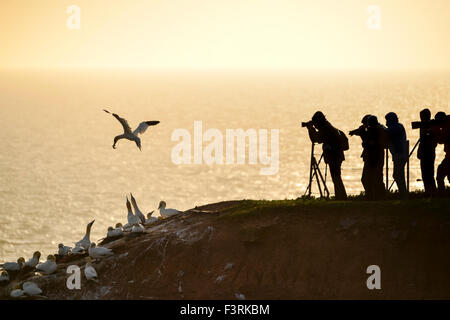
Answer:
[0, 0, 449, 70]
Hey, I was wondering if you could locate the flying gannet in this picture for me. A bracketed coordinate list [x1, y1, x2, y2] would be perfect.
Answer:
[130, 193, 146, 224]
[75, 220, 95, 250]
[1, 257, 25, 272]
[22, 281, 42, 296]
[158, 201, 182, 218]
[84, 258, 98, 282]
[24, 251, 41, 268]
[88, 243, 113, 260]
[36, 255, 57, 275]
[126, 196, 141, 226]
[103, 109, 160, 150]
[58, 244, 72, 256]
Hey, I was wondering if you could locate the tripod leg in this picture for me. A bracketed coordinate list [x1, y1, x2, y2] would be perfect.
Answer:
[312, 158, 324, 198]
[305, 143, 315, 197]
[315, 159, 330, 198]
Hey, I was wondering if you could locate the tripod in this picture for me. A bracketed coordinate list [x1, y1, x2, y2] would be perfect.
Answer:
[386, 139, 419, 192]
[304, 143, 330, 198]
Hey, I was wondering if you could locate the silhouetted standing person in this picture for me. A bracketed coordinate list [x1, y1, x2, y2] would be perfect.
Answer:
[385, 112, 408, 199]
[306, 111, 348, 200]
[350, 115, 387, 200]
[435, 112, 450, 194]
[417, 108, 437, 195]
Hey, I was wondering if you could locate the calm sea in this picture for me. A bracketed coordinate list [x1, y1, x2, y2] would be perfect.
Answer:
[0, 69, 448, 262]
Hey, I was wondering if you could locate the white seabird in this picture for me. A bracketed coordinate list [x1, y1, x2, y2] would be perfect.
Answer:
[131, 224, 145, 233]
[36, 255, 57, 275]
[24, 251, 41, 268]
[22, 281, 42, 296]
[10, 287, 25, 299]
[0, 271, 9, 285]
[84, 258, 98, 282]
[145, 211, 158, 224]
[130, 193, 146, 224]
[103, 109, 160, 151]
[107, 226, 123, 238]
[58, 243, 72, 256]
[126, 196, 141, 226]
[88, 243, 113, 260]
[75, 220, 95, 250]
[158, 201, 182, 218]
[71, 246, 85, 255]
[1, 257, 25, 272]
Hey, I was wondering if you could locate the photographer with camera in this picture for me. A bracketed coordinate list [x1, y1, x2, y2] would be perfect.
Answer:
[413, 108, 438, 195]
[435, 112, 450, 194]
[385, 112, 408, 200]
[304, 111, 348, 200]
[350, 115, 387, 200]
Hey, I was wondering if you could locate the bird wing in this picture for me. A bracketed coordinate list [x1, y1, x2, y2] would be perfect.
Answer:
[85, 266, 98, 279]
[133, 121, 160, 136]
[97, 247, 113, 255]
[104, 110, 132, 134]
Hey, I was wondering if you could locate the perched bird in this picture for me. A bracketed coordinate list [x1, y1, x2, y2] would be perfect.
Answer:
[88, 243, 113, 260]
[10, 286, 25, 299]
[0, 271, 10, 286]
[1, 257, 25, 272]
[107, 226, 123, 238]
[71, 246, 85, 255]
[131, 224, 145, 233]
[58, 243, 72, 256]
[36, 255, 57, 275]
[75, 220, 95, 250]
[158, 201, 182, 218]
[130, 193, 146, 224]
[104, 109, 160, 150]
[115, 223, 123, 228]
[84, 258, 98, 282]
[24, 251, 41, 268]
[235, 293, 246, 300]
[145, 211, 158, 224]
[22, 281, 42, 296]
[126, 196, 141, 226]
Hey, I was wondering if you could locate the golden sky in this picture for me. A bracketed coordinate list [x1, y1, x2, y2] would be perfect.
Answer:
[0, 0, 449, 70]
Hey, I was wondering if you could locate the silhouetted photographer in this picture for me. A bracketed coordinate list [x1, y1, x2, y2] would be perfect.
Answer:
[385, 112, 408, 199]
[435, 112, 450, 194]
[304, 111, 348, 200]
[412, 108, 438, 195]
[350, 115, 387, 200]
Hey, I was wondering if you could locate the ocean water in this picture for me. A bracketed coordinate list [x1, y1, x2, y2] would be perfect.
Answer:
[0, 70, 449, 262]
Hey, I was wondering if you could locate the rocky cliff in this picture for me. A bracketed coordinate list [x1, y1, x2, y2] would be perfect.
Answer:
[2, 198, 450, 299]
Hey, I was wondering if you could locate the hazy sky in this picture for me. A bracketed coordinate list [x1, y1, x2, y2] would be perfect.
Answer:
[0, 0, 449, 70]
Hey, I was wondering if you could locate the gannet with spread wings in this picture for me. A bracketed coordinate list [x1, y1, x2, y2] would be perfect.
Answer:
[104, 109, 160, 150]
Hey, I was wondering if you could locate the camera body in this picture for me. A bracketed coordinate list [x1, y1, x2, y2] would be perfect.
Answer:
[301, 121, 313, 128]
[411, 119, 443, 130]
[349, 126, 365, 137]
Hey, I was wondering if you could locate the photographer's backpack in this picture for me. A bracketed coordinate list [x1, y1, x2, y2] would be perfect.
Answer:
[337, 129, 350, 151]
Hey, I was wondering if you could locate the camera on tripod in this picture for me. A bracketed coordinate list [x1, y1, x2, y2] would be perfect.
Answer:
[411, 119, 443, 130]
[301, 121, 313, 128]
